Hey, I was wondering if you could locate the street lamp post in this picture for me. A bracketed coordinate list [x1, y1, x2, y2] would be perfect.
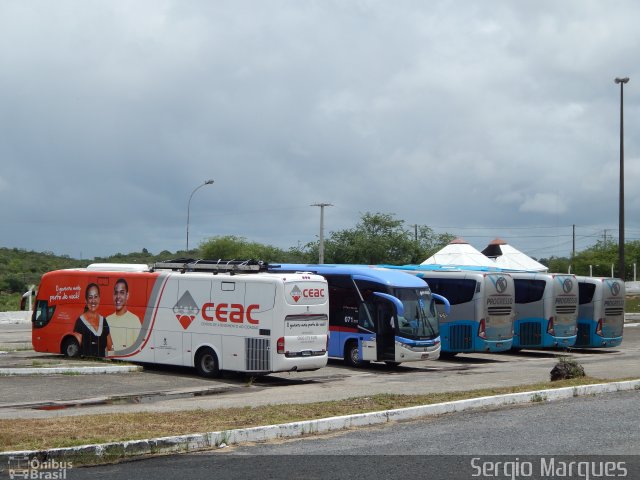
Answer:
[311, 203, 332, 264]
[615, 77, 629, 280]
[186, 179, 214, 251]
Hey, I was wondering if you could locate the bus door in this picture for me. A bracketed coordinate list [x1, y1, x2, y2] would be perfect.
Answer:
[153, 277, 210, 366]
[354, 279, 400, 362]
[375, 300, 396, 361]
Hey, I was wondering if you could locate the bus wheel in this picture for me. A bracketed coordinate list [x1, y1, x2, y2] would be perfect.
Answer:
[62, 337, 80, 358]
[195, 348, 221, 378]
[344, 341, 368, 368]
[439, 351, 458, 360]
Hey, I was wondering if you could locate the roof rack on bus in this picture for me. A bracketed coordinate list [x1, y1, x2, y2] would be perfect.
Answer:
[150, 258, 274, 274]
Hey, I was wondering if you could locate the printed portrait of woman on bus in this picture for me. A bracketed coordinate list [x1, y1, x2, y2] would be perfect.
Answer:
[73, 283, 113, 357]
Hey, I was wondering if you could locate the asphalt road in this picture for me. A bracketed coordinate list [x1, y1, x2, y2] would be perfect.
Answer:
[1, 322, 639, 420]
[62, 390, 640, 480]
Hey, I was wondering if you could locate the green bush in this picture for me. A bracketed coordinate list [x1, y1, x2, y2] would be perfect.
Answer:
[0, 293, 22, 311]
[550, 356, 585, 381]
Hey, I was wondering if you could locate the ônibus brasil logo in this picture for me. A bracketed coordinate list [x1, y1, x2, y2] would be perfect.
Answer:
[290, 285, 302, 303]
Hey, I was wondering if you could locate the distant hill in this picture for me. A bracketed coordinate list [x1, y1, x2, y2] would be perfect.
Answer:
[0, 247, 184, 311]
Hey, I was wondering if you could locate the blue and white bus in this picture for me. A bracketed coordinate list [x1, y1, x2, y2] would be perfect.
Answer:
[382, 265, 515, 355]
[574, 276, 625, 348]
[511, 272, 578, 349]
[269, 264, 447, 367]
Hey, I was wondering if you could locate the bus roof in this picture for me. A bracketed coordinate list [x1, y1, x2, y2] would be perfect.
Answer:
[380, 264, 504, 273]
[272, 264, 429, 288]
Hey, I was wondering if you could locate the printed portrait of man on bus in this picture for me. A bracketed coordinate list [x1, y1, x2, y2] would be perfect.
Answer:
[107, 278, 142, 353]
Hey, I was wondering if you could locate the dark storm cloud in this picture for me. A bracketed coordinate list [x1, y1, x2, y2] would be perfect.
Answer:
[0, 0, 638, 259]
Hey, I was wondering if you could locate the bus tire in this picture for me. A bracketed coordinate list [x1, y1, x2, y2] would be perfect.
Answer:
[195, 347, 221, 378]
[62, 337, 80, 358]
[439, 351, 458, 359]
[344, 341, 368, 368]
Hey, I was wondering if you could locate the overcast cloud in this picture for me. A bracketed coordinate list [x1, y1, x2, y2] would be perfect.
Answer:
[1, 0, 639, 261]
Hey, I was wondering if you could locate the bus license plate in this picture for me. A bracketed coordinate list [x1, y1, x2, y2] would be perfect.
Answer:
[421, 353, 429, 359]
[496, 342, 503, 348]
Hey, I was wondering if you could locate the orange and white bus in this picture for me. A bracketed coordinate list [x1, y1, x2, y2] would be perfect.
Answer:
[31, 260, 329, 377]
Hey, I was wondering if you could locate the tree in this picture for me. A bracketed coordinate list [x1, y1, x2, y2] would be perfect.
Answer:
[199, 236, 287, 263]
[311, 212, 453, 265]
[542, 239, 640, 277]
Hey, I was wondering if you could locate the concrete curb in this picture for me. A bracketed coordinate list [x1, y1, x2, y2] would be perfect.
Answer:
[0, 365, 142, 376]
[0, 312, 31, 324]
[2, 379, 638, 464]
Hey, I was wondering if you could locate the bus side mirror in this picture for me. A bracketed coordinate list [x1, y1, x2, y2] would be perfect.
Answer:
[372, 292, 404, 317]
[432, 293, 450, 316]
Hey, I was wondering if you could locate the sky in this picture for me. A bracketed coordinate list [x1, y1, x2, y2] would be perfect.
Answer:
[1, 0, 639, 262]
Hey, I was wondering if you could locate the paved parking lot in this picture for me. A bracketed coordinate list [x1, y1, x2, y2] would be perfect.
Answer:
[1, 321, 639, 419]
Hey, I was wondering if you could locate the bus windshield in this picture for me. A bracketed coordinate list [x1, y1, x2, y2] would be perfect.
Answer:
[393, 288, 439, 339]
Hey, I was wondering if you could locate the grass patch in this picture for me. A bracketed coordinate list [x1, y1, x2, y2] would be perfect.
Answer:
[626, 296, 640, 313]
[0, 376, 626, 453]
[31, 361, 59, 368]
[0, 293, 22, 312]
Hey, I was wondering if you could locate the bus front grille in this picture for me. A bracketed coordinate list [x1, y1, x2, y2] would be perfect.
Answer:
[246, 338, 270, 371]
[519, 322, 542, 346]
[575, 323, 590, 347]
[605, 307, 624, 316]
[488, 306, 512, 316]
[556, 306, 576, 314]
[449, 324, 472, 351]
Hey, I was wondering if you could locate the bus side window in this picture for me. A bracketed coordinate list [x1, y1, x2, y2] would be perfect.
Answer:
[328, 283, 359, 328]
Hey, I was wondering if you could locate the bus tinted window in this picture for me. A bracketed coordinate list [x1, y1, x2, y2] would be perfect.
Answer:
[514, 279, 546, 303]
[578, 282, 596, 305]
[424, 278, 476, 305]
[32, 300, 55, 329]
[326, 275, 360, 329]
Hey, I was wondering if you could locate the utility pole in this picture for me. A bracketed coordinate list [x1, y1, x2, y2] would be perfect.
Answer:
[311, 203, 332, 264]
[409, 224, 418, 243]
[615, 76, 629, 280]
[572, 225, 575, 259]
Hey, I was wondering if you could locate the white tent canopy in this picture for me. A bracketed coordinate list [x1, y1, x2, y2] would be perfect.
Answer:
[421, 238, 497, 267]
[481, 238, 548, 272]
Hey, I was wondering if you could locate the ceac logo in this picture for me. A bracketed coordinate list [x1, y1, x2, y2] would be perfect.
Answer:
[173, 291, 199, 330]
[290, 285, 302, 303]
[290, 284, 326, 303]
